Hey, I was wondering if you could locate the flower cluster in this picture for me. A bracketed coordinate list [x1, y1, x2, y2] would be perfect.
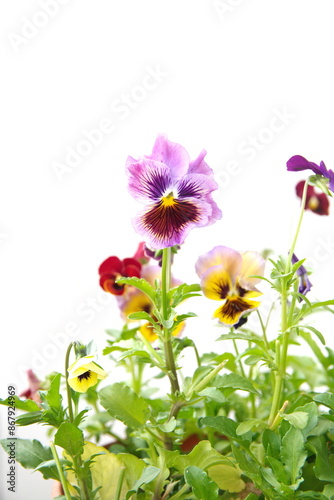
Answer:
[6, 136, 334, 500]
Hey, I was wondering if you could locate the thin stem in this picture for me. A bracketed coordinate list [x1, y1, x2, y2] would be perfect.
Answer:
[65, 342, 90, 500]
[114, 468, 126, 500]
[256, 310, 271, 356]
[285, 178, 309, 273]
[161, 247, 180, 394]
[65, 342, 75, 423]
[50, 441, 73, 500]
[232, 338, 246, 378]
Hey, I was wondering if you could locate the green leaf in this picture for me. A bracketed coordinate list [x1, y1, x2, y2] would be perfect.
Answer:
[282, 411, 309, 429]
[236, 419, 266, 435]
[0, 396, 40, 412]
[127, 312, 161, 331]
[200, 417, 251, 445]
[174, 440, 231, 474]
[213, 373, 260, 395]
[314, 392, 334, 410]
[169, 283, 202, 307]
[40, 373, 62, 410]
[262, 429, 281, 459]
[299, 325, 326, 345]
[34, 459, 70, 481]
[265, 456, 288, 485]
[15, 411, 43, 426]
[208, 464, 245, 493]
[307, 435, 334, 483]
[0, 438, 53, 476]
[217, 332, 265, 348]
[99, 383, 149, 429]
[54, 422, 84, 457]
[197, 387, 227, 403]
[125, 466, 160, 499]
[281, 426, 307, 486]
[116, 276, 157, 303]
[184, 466, 219, 500]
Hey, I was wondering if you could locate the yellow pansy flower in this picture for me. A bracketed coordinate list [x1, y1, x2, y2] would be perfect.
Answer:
[67, 355, 108, 393]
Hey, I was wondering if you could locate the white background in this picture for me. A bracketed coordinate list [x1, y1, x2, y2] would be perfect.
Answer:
[1, 1, 334, 498]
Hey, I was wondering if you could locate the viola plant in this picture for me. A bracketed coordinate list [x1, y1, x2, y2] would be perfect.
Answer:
[1, 141, 334, 500]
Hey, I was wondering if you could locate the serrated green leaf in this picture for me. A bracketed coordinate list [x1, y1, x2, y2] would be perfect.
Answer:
[185, 466, 219, 500]
[197, 387, 227, 403]
[213, 373, 260, 395]
[265, 456, 288, 485]
[99, 383, 149, 429]
[281, 426, 307, 486]
[282, 411, 309, 429]
[307, 435, 334, 483]
[34, 459, 70, 481]
[0, 396, 41, 412]
[314, 392, 334, 410]
[0, 438, 53, 474]
[236, 419, 265, 435]
[40, 373, 62, 411]
[262, 429, 281, 459]
[200, 416, 251, 445]
[126, 466, 160, 499]
[116, 277, 156, 303]
[54, 422, 84, 457]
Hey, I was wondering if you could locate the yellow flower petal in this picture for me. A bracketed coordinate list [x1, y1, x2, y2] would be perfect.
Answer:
[213, 297, 261, 325]
[68, 370, 99, 393]
[201, 266, 232, 301]
[239, 251, 265, 286]
[196, 246, 242, 280]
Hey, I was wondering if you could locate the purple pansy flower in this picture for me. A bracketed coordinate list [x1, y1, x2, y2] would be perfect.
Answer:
[291, 253, 312, 298]
[287, 155, 334, 192]
[126, 135, 222, 249]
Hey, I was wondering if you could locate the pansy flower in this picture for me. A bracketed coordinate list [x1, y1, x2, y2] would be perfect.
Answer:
[295, 181, 329, 216]
[19, 369, 42, 403]
[291, 253, 312, 298]
[99, 254, 142, 296]
[126, 134, 222, 249]
[195, 246, 265, 325]
[287, 155, 334, 192]
[67, 355, 108, 393]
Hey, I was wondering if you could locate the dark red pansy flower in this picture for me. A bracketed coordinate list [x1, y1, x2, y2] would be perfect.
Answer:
[99, 256, 142, 295]
[296, 181, 329, 216]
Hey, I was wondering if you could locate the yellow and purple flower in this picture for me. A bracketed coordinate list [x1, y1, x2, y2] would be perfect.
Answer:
[195, 246, 265, 325]
[287, 155, 334, 192]
[67, 355, 108, 393]
[126, 134, 222, 249]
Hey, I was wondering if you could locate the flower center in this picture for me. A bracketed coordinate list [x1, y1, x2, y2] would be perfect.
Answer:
[78, 370, 92, 381]
[308, 195, 319, 210]
[161, 193, 177, 206]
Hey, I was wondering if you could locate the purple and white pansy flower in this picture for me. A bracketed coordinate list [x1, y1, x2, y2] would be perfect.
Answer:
[126, 135, 222, 249]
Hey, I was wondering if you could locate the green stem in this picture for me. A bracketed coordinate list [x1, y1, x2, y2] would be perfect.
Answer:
[232, 338, 245, 377]
[161, 247, 180, 394]
[65, 342, 90, 500]
[114, 467, 125, 500]
[50, 441, 73, 500]
[268, 179, 309, 426]
[65, 342, 75, 423]
[285, 178, 309, 273]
